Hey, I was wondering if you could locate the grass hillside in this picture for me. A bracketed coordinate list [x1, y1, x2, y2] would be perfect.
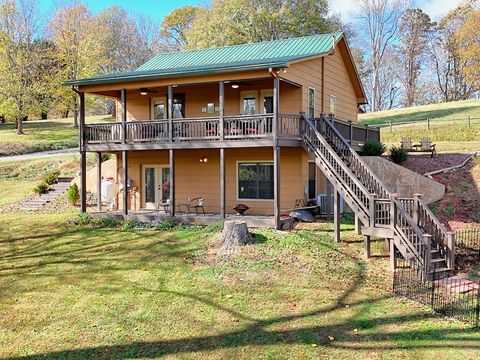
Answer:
[359, 100, 480, 153]
[0, 115, 111, 157]
[0, 154, 97, 208]
[359, 99, 480, 126]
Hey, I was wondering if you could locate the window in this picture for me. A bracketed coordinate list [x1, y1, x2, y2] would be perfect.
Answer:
[242, 92, 257, 115]
[308, 88, 315, 118]
[238, 162, 274, 199]
[308, 162, 316, 199]
[152, 99, 166, 119]
[173, 93, 185, 118]
[207, 102, 215, 113]
[329, 95, 336, 116]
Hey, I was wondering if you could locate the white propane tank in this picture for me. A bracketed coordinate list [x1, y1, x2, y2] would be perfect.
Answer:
[101, 178, 116, 203]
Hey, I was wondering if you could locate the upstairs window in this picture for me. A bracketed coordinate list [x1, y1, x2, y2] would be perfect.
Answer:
[308, 88, 315, 118]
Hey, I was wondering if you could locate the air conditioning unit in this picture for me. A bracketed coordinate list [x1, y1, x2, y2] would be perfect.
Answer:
[316, 194, 344, 215]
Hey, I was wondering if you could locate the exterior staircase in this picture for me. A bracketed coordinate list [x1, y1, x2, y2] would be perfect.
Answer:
[301, 114, 455, 278]
[21, 177, 73, 211]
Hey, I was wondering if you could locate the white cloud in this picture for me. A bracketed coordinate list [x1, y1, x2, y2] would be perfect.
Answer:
[329, 0, 464, 22]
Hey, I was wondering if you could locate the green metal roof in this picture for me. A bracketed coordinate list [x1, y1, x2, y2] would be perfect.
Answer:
[65, 33, 343, 87]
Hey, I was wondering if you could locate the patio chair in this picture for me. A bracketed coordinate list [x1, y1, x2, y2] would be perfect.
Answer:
[419, 137, 437, 157]
[190, 197, 205, 215]
[177, 197, 205, 215]
[400, 137, 413, 151]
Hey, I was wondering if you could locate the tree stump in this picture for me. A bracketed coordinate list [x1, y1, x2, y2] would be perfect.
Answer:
[219, 220, 252, 254]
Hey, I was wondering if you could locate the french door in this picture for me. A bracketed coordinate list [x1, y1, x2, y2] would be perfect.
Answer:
[142, 165, 170, 209]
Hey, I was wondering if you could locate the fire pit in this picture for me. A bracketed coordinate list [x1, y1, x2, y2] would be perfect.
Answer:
[233, 203, 249, 215]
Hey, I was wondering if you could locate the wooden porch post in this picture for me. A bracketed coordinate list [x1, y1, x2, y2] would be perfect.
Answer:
[219, 81, 224, 141]
[79, 91, 87, 213]
[168, 85, 173, 142]
[169, 149, 175, 217]
[220, 148, 225, 219]
[334, 190, 341, 242]
[364, 235, 371, 258]
[274, 146, 281, 229]
[354, 215, 361, 235]
[121, 89, 127, 144]
[273, 75, 280, 139]
[122, 151, 128, 215]
[97, 152, 102, 212]
[326, 180, 333, 221]
[273, 74, 281, 229]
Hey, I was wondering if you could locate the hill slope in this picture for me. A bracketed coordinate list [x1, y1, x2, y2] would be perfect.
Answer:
[359, 99, 480, 126]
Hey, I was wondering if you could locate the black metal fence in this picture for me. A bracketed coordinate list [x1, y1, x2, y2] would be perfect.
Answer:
[393, 263, 480, 328]
[456, 229, 480, 253]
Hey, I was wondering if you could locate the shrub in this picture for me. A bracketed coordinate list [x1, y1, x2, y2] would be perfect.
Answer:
[67, 183, 80, 205]
[73, 212, 93, 225]
[389, 146, 408, 164]
[360, 141, 386, 156]
[33, 181, 49, 194]
[155, 218, 176, 231]
[43, 169, 60, 185]
[122, 219, 145, 230]
[96, 216, 120, 228]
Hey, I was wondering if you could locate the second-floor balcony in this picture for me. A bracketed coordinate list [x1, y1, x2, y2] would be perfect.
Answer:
[82, 113, 380, 151]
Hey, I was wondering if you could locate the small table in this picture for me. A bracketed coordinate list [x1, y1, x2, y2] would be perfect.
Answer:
[157, 201, 170, 213]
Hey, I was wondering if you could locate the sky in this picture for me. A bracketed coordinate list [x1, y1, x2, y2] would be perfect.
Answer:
[38, 0, 464, 24]
[39, 0, 205, 22]
[329, 0, 465, 22]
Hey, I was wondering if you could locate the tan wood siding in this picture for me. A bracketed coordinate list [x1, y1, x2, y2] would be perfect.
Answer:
[116, 80, 301, 120]
[114, 147, 323, 215]
[283, 52, 359, 123]
[323, 49, 358, 121]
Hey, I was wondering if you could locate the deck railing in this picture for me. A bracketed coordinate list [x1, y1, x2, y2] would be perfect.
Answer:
[84, 113, 290, 145]
[83, 113, 379, 147]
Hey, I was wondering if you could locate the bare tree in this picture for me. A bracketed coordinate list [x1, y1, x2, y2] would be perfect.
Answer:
[357, 0, 407, 111]
[427, 4, 477, 102]
[398, 8, 433, 107]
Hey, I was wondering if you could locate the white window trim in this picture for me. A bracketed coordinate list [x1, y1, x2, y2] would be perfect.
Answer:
[236, 160, 274, 201]
[141, 164, 169, 209]
[329, 95, 336, 116]
[240, 90, 258, 115]
[308, 87, 316, 118]
[150, 97, 167, 120]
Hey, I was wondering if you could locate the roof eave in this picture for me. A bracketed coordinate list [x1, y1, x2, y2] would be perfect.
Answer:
[64, 62, 288, 87]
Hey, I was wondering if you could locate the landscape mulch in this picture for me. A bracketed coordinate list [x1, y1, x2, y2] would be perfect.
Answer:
[399, 153, 473, 175]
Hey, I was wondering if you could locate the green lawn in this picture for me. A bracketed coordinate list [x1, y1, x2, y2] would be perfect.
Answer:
[359, 100, 480, 152]
[0, 115, 111, 156]
[0, 212, 478, 359]
[359, 99, 480, 126]
[0, 154, 97, 207]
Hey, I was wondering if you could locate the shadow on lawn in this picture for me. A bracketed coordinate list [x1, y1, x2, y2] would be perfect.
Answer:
[3, 235, 479, 360]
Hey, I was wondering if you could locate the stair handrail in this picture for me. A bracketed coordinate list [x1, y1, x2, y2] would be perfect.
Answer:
[393, 197, 427, 267]
[319, 115, 390, 199]
[310, 114, 434, 271]
[301, 115, 373, 219]
[415, 195, 454, 267]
